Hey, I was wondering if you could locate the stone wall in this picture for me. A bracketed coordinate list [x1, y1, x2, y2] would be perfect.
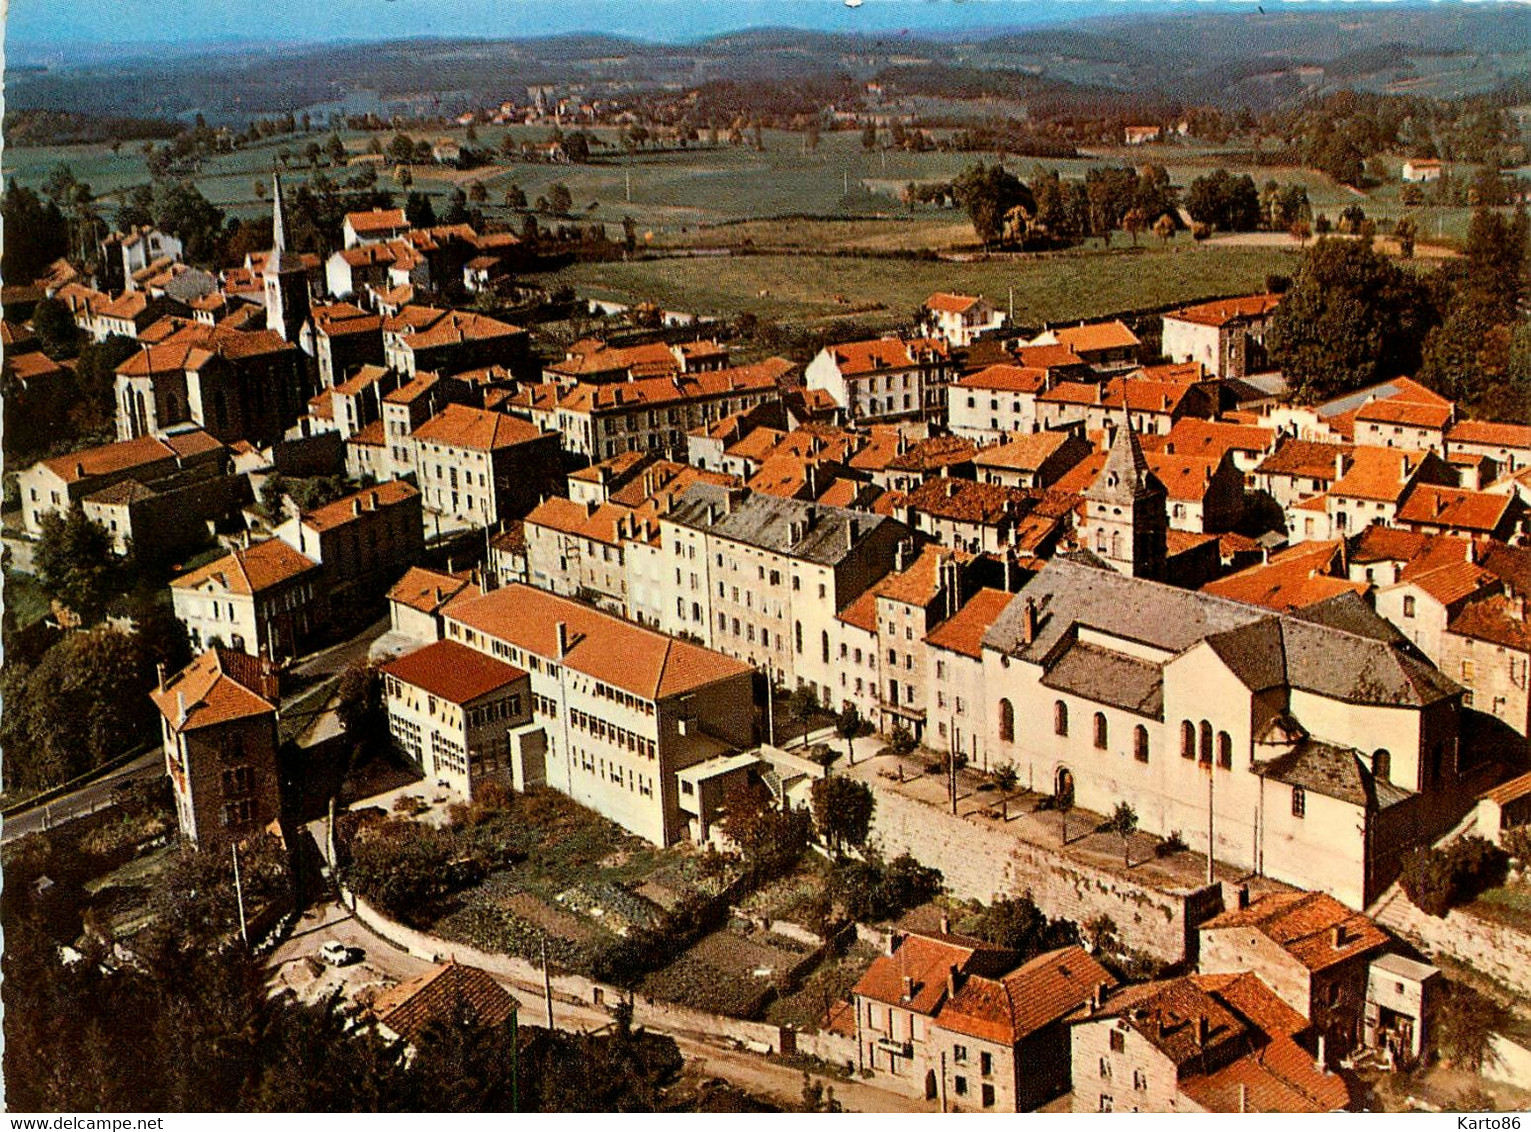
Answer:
[867, 786, 1216, 965]
[1371, 884, 1531, 999]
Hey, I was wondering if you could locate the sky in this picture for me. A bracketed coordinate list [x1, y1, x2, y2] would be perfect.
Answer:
[5, 0, 1330, 54]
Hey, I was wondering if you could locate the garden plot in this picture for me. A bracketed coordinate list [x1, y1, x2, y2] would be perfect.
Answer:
[637, 925, 820, 1019]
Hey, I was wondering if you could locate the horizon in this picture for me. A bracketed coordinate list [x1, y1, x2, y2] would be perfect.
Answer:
[4, 0, 1462, 60]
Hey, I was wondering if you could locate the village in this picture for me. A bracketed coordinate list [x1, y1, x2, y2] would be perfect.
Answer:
[5, 9, 1531, 1114]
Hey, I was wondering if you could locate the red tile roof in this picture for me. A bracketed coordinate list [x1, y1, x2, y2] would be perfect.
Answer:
[412, 403, 549, 450]
[925, 292, 983, 314]
[1331, 447, 1428, 503]
[382, 638, 527, 704]
[39, 431, 221, 483]
[827, 337, 948, 377]
[1448, 419, 1531, 451]
[1164, 418, 1276, 461]
[1449, 593, 1531, 652]
[300, 480, 419, 532]
[1202, 541, 1363, 612]
[369, 960, 518, 1046]
[974, 432, 1080, 473]
[1202, 891, 1388, 972]
[938, 946, 1113, 1045]
[1355, 398, 1453, 430]
[1014, 343, 1085, 370]
[345, 208, 408, 234]
[446, 583, 752, 701]
[925, 588, 1016, 658]
[1166, 293, 1281, 328]
[171, 539, 319, 596]
[853, 931, 1013, 1016]
[956, 364, 1048, 394]
[150, 648, 277, 732]
[1396, 484, 1515, 534]
[387, 566, 481, 615]
[1053, 320, 1139, 355]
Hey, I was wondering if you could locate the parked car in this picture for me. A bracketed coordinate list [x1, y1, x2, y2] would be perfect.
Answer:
[320, 940, 362, 966]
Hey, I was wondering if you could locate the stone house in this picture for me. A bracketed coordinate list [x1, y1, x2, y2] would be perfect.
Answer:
[171, 538, 322, 660]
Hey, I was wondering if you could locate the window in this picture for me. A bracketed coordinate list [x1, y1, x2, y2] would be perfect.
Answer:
[1099, 1058, 1112, 1080]
[1109, 1030, 1125, 1053]
[1372, 749, 1391, 782]
[1099, 1095, 1114, 1113]
[981, 1084, 995, 1108]
[1217, 731, 1232, 769]
[1292, 785, 1306, 818]
[822, 631, 830, 664]
[1093, 712, 1108, 750]
[1461, 659, 1475, 682]
[953, 1076, 967, 1097]
[1199, 720, 1213, 765]
[1054, 701, 1069, 736]
[998, 698, 1015, 743]
[1403, 595, 1416, 618]
[1134, 1070, 1147, 1091]
[952, 1044, 967, 1063]
[980, 1051, 993, 1076]
[1181, 720, 1195, 759]
[1134, 725, 1149, 763]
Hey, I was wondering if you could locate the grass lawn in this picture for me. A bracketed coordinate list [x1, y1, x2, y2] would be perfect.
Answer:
[533, 241, 1300, 327]
[1467, 884, 1531, 934]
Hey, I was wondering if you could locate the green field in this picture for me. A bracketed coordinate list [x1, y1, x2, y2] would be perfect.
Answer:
[532, 242, 1301, 327]
[5, 123, 1473, 245]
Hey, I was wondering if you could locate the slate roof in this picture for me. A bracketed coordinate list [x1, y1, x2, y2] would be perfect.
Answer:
[1041, 638, 1165, 719]
[1257, 739, 1413, 809]
[985, 558, 1459, 709]
[664, 482, 905, 569]
[1087, 423, 1161, 505]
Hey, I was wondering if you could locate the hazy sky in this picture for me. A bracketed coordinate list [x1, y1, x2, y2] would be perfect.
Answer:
[8, 0, 1258, 52]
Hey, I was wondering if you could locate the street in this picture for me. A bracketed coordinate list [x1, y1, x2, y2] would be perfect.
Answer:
[268, 900, 933, 1113]
[1, 751, 164, 844]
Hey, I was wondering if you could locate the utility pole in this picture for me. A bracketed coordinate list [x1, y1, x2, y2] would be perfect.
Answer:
[625, 170, 631, 204]
[541, 935, 554, 1029]
[765, 661, 776, 746]
[1206, 761, 1215, 887]
[1008, 285, 1014, 323]
[939, 1051, 949, 1113]
[948, 715, 958, 815]
[232, 841, 250, 948]
[509, 1009, 520, 1112]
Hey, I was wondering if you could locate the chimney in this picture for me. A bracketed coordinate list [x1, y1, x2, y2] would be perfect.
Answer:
[1331, 923, 1344, 949]
[176, 691, 187, 726]
[1023, 596, 1038, 645]
[1315, 1033, 1327, 1073]
[352, 499, 362, 516]
[1195, 1014, 1210, 1048]
[1237, 885, 1250, 910]
[75, 460, 85, 478]
[156, 662, 166, 692]
[1509, 589, 1526, 622]
[947, 964, 961, 1001]
[556, 621, 569, 658]
[901, 975, 914, 1002]
[1239, 1084, 1248, 1114]
[1335, 452, 1349, 480]
[1466, 538, 1478, 565]
[1165, 442, 1175, 455]
[940, 913, 950, 934]
[586, 498, 598, 518]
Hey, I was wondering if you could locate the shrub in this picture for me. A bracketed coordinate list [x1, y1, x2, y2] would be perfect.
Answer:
[1399, 836, 1509, 918]
[1502, 826, 1531, 867]
[887, 724, 916, 756]
[1155, 830, 1188, 858]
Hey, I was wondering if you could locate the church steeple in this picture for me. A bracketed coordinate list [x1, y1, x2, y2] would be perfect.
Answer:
[1080, 411, 1167, 579]
[265, 170, 310, 343]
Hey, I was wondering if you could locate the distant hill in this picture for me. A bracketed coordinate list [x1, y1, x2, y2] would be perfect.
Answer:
[7, 5, 1530, 123]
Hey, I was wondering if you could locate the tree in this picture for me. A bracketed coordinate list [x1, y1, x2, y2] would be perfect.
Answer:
[1265, 237, 1437, 404]
[887, 722, 917, 756]
[1394, 216, 1418, 259]
[861, 123, 877, 150]
[968, 893, 1079, 959]
[396, 165, 413, 189]
[810, 776, 874, 858]
[563, 132, 591, 163]
[31, 297, 82, 358]
[387, 133, 416, 165]
[504, 182, 527, 210]
[1461, 206, 1527, 325]
[990, 761, 1019, 821]
[718, 786, 809, 881]
[1107, 801, 1139, 867]
[443, 188, 470, 226]
[153, 180, 225, 262]
[325, 134, 348, 165]
[1, 183, 69, 283]
[548, 182, 573, 215]
[404, 191, 435, 229]
[786, 683, 820, 730]
[952, 162, 1034, 249]
[621, 214, 637, 255]
[1185, 169, 1260, 232]
[1152, 213, 1176, 245]
[835, 704, 862, 766]
[801, 1074, 842, 1113]
[467, 180, 488, 204]
[35, 508, 121, 623]
[1433, 982, 1510, 1072]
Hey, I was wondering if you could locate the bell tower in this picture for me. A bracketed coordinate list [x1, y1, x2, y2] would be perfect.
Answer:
[1080, 415, 1167, 579]
[265, 172, 310, 343]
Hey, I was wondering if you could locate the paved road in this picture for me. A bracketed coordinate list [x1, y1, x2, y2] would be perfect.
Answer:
[1, 751, 164, 844]
[290, 617, 391, 682]
[270, 900, 932, 1114]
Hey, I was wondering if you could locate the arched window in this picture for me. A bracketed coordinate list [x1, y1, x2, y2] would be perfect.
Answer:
[1054, 700, 1069, 737]
[1134, 725, 1150, 763]
[1199, 721, 1213, 764]
[998, 698, 1015, 744]
[1110, 531, 1122, 559]
[1217, 731, 1233, 769]
[1181, 720, 1196, 759]
[1095, 529, 1107, 553]
[1093, 712, 1108, 750]
[1372, 749, 1391, 783]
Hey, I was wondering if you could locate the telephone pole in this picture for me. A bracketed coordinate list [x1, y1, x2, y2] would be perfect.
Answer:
[232, 841, 250, 948]
[541, 935, 555, 1028]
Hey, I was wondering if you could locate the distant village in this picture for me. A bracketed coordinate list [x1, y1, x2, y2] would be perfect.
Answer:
[5, 163, 1531, 1114]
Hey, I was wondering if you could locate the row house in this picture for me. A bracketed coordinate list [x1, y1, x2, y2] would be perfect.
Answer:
[522, 496, 651, 615]
[656, 483, 913, 700]
[544, 337, 730, 385]
[150, 648, 282, 851]
[275, 480, 425, 627]
[974, 432, 1094, 491]
[532, 358, 794, 463]
[19, 428, 226, 539]
[1394, 483, 1527, 542]
[1026, 320, 1141, 372]
[310, 365, 402, 441]
[375, 370, 476, 480]
[385, 565, 483, 649]
[876, 435, 979, 495]
[1071, 973, 1349, 1112]
[852, 926, 1113, 1111]
[919, 292, 1005, 348]
[924, 588, 1019, 769]
[1202, 540, 1368, 614]
[832, 543, 972, 740]
[382, 639, 533, 800]
[442, 583, 756, 845]
[1326, 447, 1457, 537]
[410, 403, 563, 531]
[1041, 378, 1215, 438]
[80, 468, 251, 563]
[948, 365, 1050, 442]
[1349, 377, 1455, 455]
[302, 301, 385, 390]
[882, 478, 1070, 558]
[1160, 418, 1278, 480]
[1160, 293, 1281, 380]
[383, 307, 531, 379]
[981, 555, 1466, 909]
[804, 337, 952, 424]
[171, 537, 323, 660]
[94, 291, 190, 341]
[1446, 419, 1531, 479]
[342, 207, 410, 248]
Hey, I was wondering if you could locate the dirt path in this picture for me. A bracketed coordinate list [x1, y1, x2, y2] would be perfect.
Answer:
[1206, 230, 1456, 258]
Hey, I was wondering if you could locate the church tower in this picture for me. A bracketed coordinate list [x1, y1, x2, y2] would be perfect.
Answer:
[1080, 415, 1167, 579]
[265, 172, 310, 343]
